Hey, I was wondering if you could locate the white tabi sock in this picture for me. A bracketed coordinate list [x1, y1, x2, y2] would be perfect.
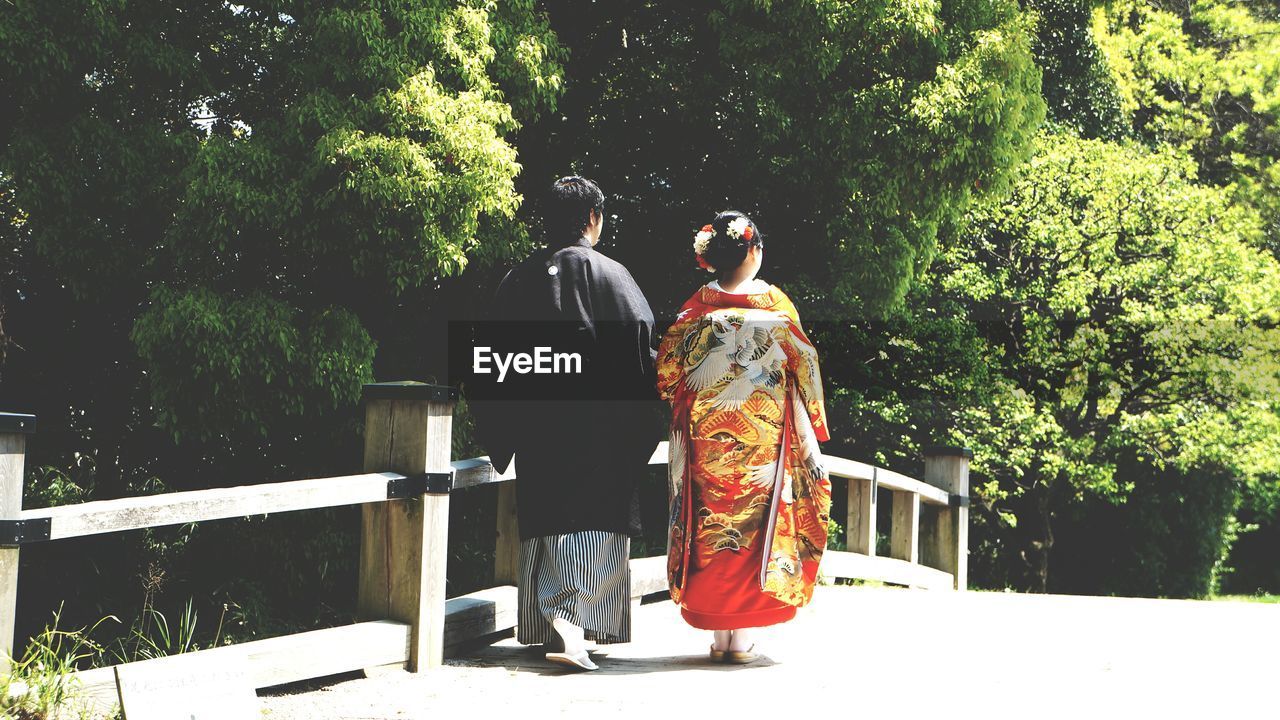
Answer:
[551, 617, 587, 656]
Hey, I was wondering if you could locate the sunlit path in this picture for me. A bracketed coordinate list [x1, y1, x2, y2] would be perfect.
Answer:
[259, 585, 1277, 718]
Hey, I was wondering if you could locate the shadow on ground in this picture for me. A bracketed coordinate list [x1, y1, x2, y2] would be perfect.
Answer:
[457, 644, 779, 676]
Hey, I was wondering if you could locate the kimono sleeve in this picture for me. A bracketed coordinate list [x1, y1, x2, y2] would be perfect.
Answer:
[656, 308, 697, 404]
[783, 317, 831, 443]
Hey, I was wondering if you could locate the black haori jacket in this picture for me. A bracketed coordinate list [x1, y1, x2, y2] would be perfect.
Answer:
[470, 237, 661, 540]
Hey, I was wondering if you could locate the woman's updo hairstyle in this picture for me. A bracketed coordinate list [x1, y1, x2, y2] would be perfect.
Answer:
[696, 211, 763, 274]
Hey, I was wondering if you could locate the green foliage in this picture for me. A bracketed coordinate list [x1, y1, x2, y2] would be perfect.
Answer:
[131, 287, 375, 442]
[0, 176, 25, 375]
[0, 602, 200, 718]
[1219, 488, 1280, 595]
[1, 607, 113, 720]
[1, 0, 565, 445]
[1093, 0, 1280, 246]
[825, 133, 1280, 592]
[950, 134, 1280, 590]
[1052, 454, 1241, 598]
[825, 518, 846, 552]
[526, 0, 1045, 314]
[946, 133, 1280, 483]
[24, 461, 94, 510]
[992, 0, 1280, 593]
[1212, 593, 1280, 603]
[99, 599, 212, 665]
[717, 0, 1046, 309]
[1024, 0, 1129, 139]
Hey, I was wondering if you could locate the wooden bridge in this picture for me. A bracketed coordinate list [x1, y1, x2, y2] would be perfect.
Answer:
[256, 584, 1277, 718]
[2, 383, 1271, 717]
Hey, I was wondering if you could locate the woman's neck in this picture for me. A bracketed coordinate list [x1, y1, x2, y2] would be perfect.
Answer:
[715, 275, 762, 294]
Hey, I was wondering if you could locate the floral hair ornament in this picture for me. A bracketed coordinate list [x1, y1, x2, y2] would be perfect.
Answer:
[693, 224, 716, 272]
[726, 216, 754, 242]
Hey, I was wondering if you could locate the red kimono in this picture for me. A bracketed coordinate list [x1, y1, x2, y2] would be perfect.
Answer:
[657, 281, 832, 630]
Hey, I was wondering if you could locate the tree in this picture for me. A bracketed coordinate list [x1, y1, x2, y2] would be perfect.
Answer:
[932, 134, 1280, 591]
[1092, 0, 1280, 249]
[1024, 0, 1129, 140]
[0, 0, 563, 644]
[822, 134, 1280, 592]
[520, 0, 1045, 316]
[2, 0, 564, 447]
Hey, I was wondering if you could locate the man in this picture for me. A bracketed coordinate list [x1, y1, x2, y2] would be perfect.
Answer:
[472, 176, 658, 671]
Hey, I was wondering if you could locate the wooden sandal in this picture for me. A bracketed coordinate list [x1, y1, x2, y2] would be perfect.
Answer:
[709, 644, 727, 663]
[724, 643, 759, 665]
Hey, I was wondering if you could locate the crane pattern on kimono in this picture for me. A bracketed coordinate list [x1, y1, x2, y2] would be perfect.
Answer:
[680, 310, 789, 410]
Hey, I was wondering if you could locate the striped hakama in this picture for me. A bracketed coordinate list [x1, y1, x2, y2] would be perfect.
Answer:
[516, 531, 632, 646]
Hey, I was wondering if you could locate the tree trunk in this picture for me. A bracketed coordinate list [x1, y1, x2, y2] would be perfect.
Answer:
[1032, 485, 1055, 593]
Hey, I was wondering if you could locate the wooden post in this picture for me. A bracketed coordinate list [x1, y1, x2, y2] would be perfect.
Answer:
[494, 483, 520, 587]
[357, 383, 455, 672]
[920, 446, 971, 591]
[889, 490, 920, 563]
[847, 475, 876, 555]
[0, 413, 35, 671]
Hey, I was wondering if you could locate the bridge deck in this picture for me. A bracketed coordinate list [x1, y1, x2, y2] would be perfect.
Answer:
[259, 585, 1275, 718]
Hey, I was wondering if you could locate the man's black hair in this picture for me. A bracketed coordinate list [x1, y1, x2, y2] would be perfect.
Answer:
[543, 176, 605, 246]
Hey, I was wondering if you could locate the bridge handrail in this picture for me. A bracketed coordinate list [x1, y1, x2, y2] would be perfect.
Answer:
[18, 472, 407, 541]
[15, 446, 965, 543]
[15, 443, 962, 538]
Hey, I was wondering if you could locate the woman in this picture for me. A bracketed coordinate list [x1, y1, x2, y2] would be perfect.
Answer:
[657, 211, 832, 663]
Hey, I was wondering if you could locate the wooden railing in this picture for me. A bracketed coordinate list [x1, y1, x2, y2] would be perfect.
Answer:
[0, 382, 969, 711]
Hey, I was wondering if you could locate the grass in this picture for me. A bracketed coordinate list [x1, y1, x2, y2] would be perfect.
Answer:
[2, 598, 214, 720]
[1, 606, 114, 720]
[100, 598, 209, 666]
[1211, 594, 1280, 604]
